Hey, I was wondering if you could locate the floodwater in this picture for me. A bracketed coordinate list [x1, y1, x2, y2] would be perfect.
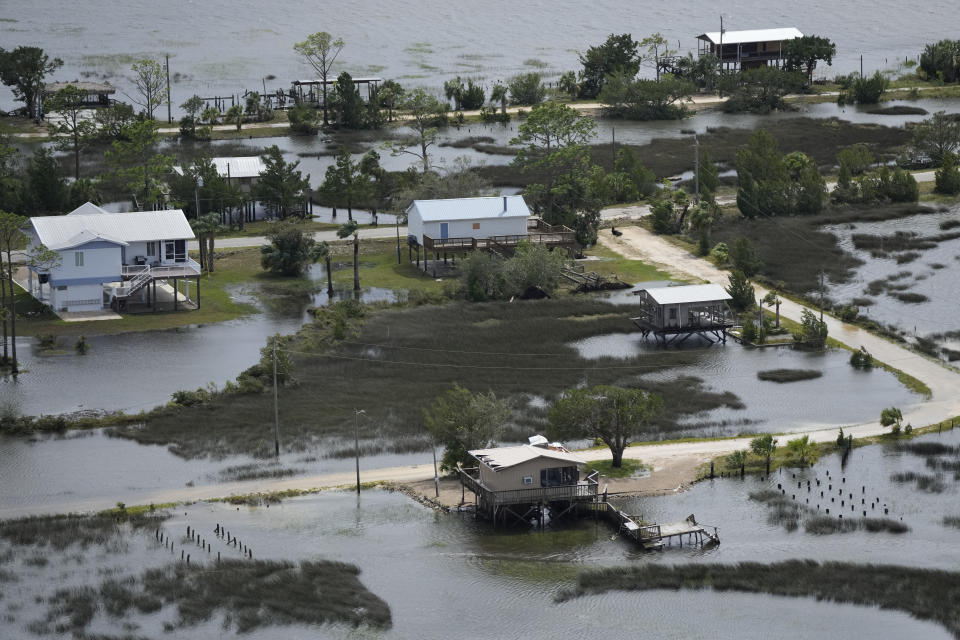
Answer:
[2, 428, 958, 639]
[3, 0, 958, 116]
[0, 268, 397, 418]
[824, 204, 960, 339]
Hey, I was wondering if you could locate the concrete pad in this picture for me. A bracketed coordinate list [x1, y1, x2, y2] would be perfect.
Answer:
[59, 310, 122, 322]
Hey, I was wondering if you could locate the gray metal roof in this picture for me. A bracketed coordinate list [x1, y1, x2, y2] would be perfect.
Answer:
[30, 205, 195, 250]
[698, 27, 803, 45]
[469, 444, 586, 471]
[642, 284, 732, 305]
[407, 195, 530, 223]
[172, 156, 267, 179]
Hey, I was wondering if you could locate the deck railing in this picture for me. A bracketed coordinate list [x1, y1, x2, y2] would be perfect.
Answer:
[459, 467, 599, 507]
[422, 228, 576, 252]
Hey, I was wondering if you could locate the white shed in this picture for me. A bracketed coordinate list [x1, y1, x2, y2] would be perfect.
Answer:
[405, 195, 530, 247]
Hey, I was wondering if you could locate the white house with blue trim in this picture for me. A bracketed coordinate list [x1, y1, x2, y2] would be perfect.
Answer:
[405, 195, 531, 248]
[26, 203, 200, 313]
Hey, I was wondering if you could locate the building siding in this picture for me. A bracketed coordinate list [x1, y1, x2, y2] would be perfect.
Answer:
[480, 457, 583, 491]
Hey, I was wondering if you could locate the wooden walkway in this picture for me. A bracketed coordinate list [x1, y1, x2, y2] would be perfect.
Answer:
[583, 501, 720, 550]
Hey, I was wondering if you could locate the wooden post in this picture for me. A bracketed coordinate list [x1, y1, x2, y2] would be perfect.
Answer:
[196, 276, 200, 309]
[174, 278, 178, 311]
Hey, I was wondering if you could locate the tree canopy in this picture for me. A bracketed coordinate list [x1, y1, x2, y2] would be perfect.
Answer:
[260, 223, 319, 276]
[0, 46, 62, 119]
[548, 385, 663, 467]
[510, 102, 602, 245]
[423, 384, 510, 472]
[599, 74, 693, 120]
[254, 146, 310, 219]
[783, 36, 837, 79]
[294, 31, 345, 125]
[578, 34, 641, 99]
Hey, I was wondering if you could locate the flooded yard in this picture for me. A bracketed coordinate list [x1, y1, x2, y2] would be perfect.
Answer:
[2, 427, 958, 638]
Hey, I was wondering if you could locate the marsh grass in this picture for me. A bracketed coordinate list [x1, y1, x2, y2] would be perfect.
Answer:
[711, 204, 939, 295]
[756, 369, 822, 383]
[558, 560, 960, 638]
[943, 516, 960, 529]
[119, 298, 744, 459]
[750, 490, 909, 535]
[478, 117, 913, 186]
[42, 559, 390, 634]
[895, 442, 958, 456]
[0, 513, 168, 550]
[216, 463, 304, 482]
[890, 471, 947, 493]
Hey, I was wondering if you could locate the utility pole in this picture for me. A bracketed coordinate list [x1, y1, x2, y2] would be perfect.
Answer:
[396, 218, 401, 264]
[272, 340, 280, 457]
[819, 270, 825, 324]
[432, 443, 439, 498]
[165, 54, 172, 124]
[694, 135, 700, 204]
[611, 126, 616, 168]
[354, 409, 365, 494]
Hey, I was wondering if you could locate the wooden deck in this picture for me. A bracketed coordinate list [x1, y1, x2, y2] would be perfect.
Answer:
[630, 316, 733, 345]
[580, 501, 720, 550]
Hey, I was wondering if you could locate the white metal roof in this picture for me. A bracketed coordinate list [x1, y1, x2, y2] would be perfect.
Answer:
[67, 202, 110, 217]
[642, 284, 732, 305]
[172, 156, 266, 179]
[469, 444, 586, 471]
[698, 27, 803, 45]
[30, 206, 195, 250]
[407, 195, 530, 223]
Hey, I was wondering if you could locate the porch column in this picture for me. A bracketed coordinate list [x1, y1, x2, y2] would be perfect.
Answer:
[174, 278, 178, 311]
[196, 276, 200, 309]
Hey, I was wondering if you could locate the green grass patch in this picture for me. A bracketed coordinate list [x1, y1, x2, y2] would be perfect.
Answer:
[330, 238, 447, 295]
[582, 243, 676, 283]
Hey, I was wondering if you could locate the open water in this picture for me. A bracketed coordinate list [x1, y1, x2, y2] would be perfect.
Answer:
[2, 0, 958, 115]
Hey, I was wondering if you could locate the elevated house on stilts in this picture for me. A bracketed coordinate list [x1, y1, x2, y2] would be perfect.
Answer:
[631, 284, 734, 345]
[458, 437, 598, 528]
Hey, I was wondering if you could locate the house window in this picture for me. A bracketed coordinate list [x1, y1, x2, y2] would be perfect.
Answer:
[472, 223, 480, 230]
[146, 242, 156, 257]
[540, 466, 578, 487]
[669, 307, 677, 320]
[56, 285, 67, 291]
[75, 251, 84, 267]
[522, 476, 533, 485]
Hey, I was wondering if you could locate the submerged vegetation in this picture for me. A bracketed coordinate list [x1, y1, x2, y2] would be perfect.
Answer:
[559, 560, 960, 638]
[31, 559, 391, 635]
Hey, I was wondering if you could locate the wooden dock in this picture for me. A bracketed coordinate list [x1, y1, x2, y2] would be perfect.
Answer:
[583, 501, 720, 550]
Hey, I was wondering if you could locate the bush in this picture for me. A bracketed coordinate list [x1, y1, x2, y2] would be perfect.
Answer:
[507, 73, 545, 105]
[288, 103, 320, 134]
[711, 242, 729, 263]
[935, 152, 960, 195]
[849, 349, 874, 369]
[731, 237, 762, 276]
[851, 71, 889, 104]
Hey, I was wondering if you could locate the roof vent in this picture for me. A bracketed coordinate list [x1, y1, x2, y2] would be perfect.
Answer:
[528, 434, 548, 447]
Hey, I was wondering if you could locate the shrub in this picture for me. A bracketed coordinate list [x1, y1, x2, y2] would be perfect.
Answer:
[288, 103, 320, 134]
[935, 152, 960, 195]
[849, 349, 874, 369]
[507, 73, 545, 105]
[851, 71, 888, 104]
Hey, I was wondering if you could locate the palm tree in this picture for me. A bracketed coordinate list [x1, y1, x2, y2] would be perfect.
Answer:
[787, 435, 814, 466]
[337, 220, 360, 291]
[490, 83, 508, 115]
[750, 434, 778, 474]
[190, 213, 221, 273]
[726, 449, 748, 477]
[225, 104, 244, 131]
[312, 241, 334, 297]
